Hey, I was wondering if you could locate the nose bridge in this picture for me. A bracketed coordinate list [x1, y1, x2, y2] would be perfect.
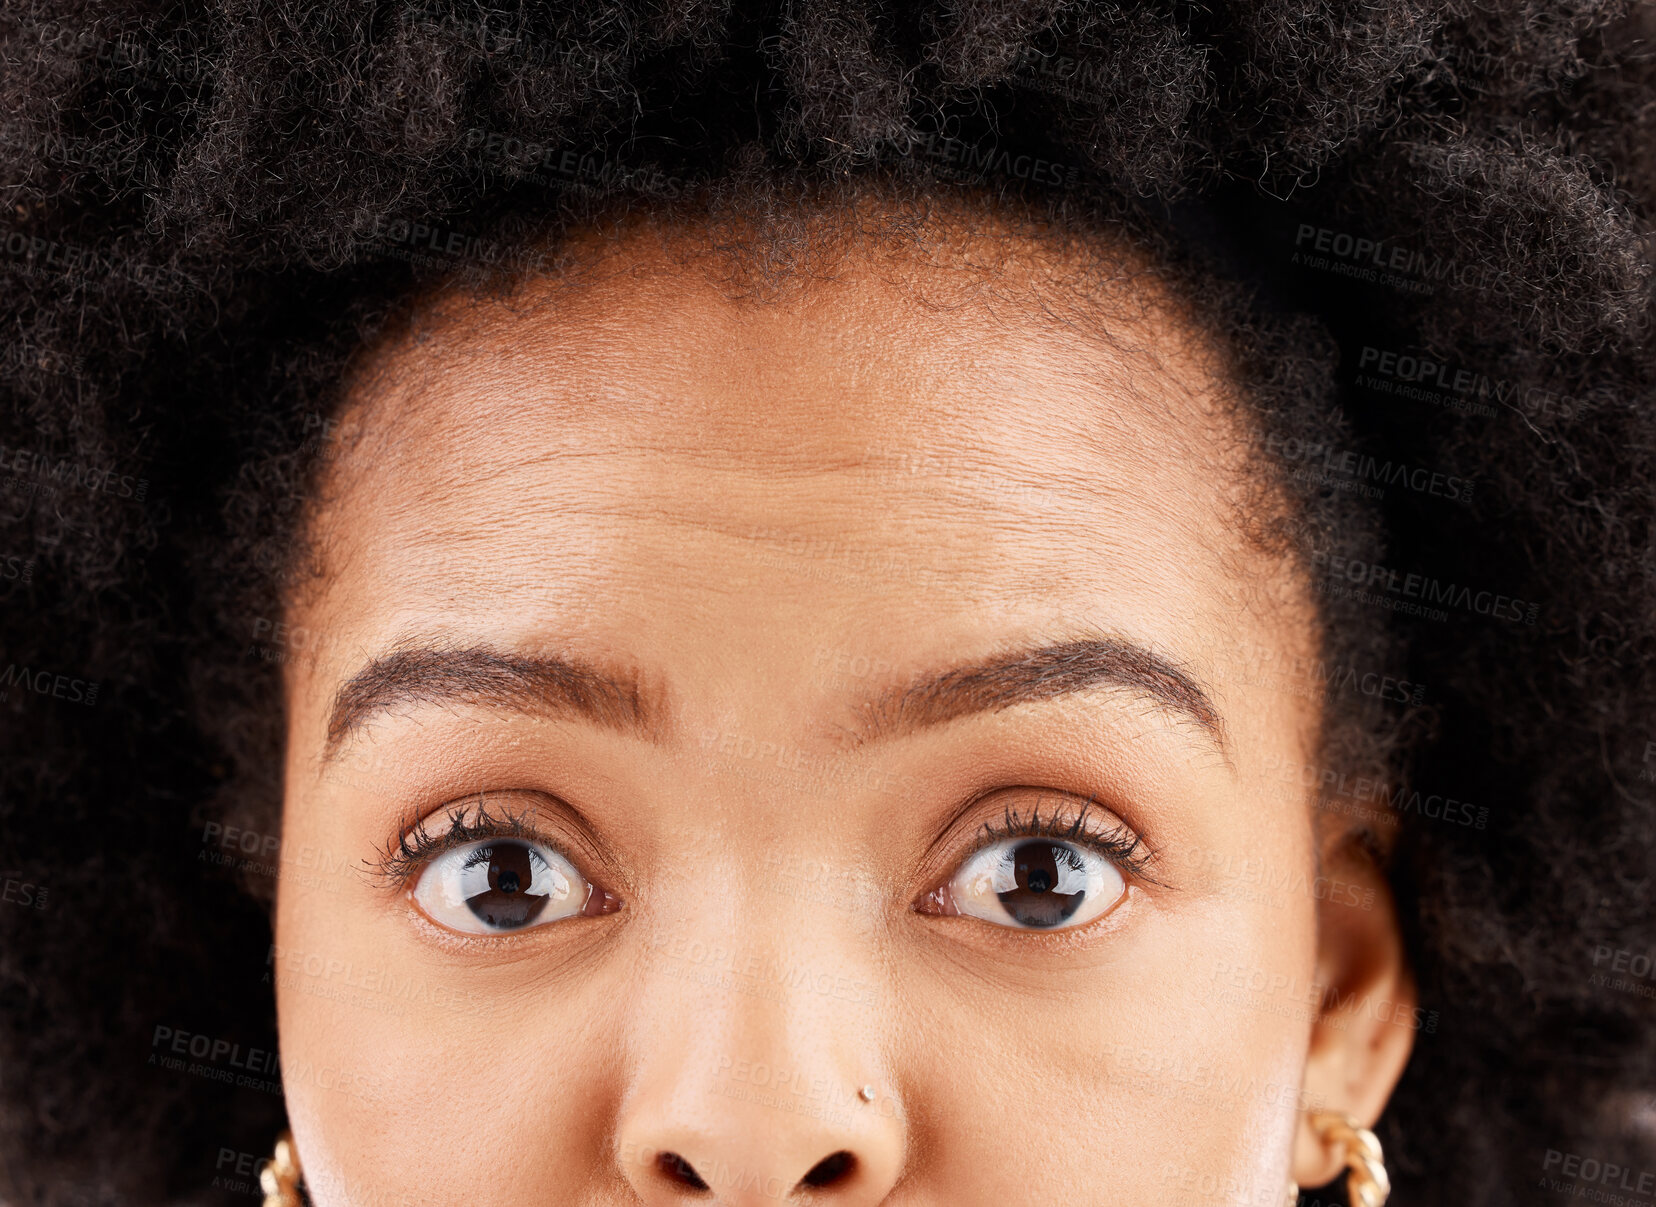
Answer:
[616, 869, 904, 1204]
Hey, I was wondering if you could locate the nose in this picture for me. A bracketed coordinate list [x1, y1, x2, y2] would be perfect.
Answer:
[615, 939, 906, 1204]
[631, 1136, 880, 1204]
[620, 1073, 903, 1205]
[617, 1041, 905, 1204]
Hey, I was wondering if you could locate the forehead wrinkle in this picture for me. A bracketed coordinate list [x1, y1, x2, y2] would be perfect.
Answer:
[340, 213, 1166, 415]
[301, 205, 1307, 629]
[324, 223, 1226, 499]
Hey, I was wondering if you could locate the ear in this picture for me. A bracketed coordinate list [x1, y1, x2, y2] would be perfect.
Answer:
[1291, 832, 1418, 1189]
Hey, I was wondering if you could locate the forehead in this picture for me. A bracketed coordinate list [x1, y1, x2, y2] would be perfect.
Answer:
[297, 218, 1312, 746]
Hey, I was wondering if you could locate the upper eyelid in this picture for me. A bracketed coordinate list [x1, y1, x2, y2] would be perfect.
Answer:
[378, 787, 636, 901]
[375, 789, 1164, 898]
[977, 819, 1153, 876]
[960, 791, 1166, 885]
[374, 800, 570, 886]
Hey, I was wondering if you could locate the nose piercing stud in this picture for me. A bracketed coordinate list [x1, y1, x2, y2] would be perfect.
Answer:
[859, 1085, 875, 1102]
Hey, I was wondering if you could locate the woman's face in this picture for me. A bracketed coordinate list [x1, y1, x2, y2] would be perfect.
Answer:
[272, 219, 1415, 1206]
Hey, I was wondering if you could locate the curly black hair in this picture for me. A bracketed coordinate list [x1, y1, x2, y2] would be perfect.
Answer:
[1, 1, 1654, 1204]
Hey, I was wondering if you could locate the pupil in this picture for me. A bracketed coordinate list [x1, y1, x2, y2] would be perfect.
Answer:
[466, 842, 551, 929]
[997, 842, 1086, 929]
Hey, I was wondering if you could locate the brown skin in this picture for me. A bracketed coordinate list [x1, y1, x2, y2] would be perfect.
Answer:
[271, 207, 1415, 1206]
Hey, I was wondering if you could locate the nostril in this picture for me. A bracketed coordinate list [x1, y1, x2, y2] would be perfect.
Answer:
[656, 1151, 711, 1192]
[800, 1150, 857, 1188]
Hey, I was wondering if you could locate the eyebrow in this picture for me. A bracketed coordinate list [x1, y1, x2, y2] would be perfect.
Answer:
[321, 636, 1227, 765]
[322, 644, 658, 761]
[841, 637, 1229, 756]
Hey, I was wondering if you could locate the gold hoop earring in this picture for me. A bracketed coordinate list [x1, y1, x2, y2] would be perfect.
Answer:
[260, 1129, 304, 1207]
[262, 1114, 1388, 1207]
[1283, 1112, 1390, 1207]
[1304, 1112, 1389, 1207]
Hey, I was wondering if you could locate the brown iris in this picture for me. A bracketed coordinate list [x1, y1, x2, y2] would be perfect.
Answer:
[994, 841, 1088, 929]
[463, 842, 552, 930]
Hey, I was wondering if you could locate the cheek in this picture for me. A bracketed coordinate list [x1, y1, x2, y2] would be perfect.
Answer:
[898, 896, 1313, 1203]
[271, 867, 405, 1207]
[275, 905, 627, 1205]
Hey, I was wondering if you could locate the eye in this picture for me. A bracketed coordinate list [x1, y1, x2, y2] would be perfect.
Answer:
[411, 838, 596, 935]
[942, 838, 1128, 931]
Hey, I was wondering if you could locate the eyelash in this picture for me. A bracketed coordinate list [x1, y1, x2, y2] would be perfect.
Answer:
[970, 795, 1160, 883]
[373, 798, 566, 890]
[370, 791, 1160, 896]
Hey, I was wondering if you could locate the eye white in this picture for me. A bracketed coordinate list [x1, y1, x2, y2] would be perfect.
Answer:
[949, 838, 1126, 931]
[411, 839, 587, 935]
